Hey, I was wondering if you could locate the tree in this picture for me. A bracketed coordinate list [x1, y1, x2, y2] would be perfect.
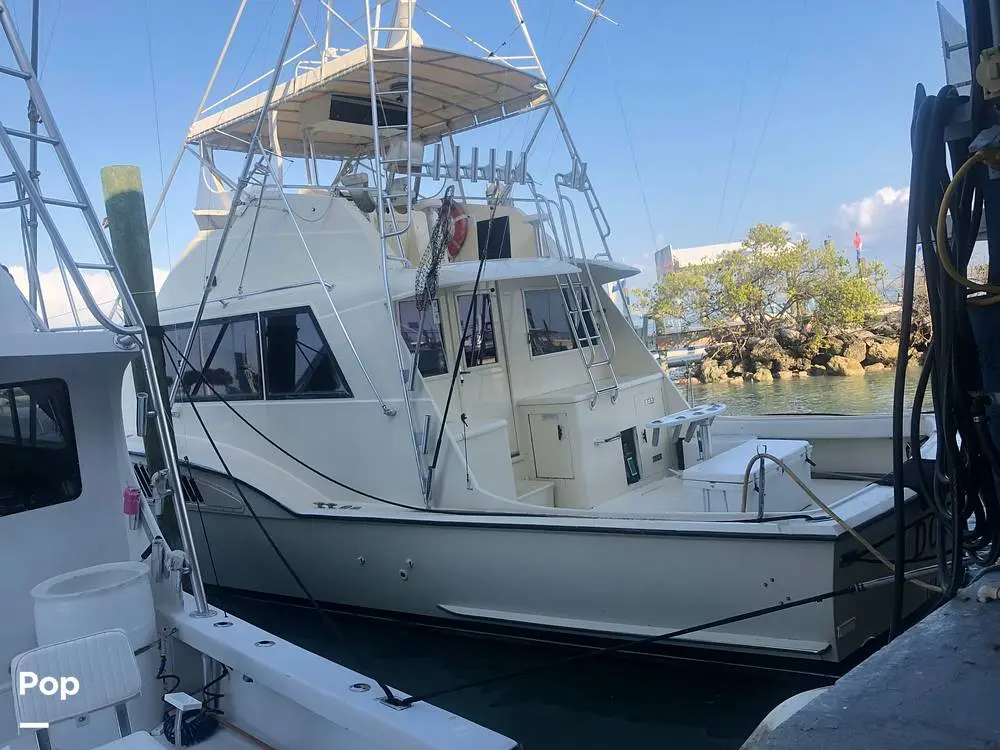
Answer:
[636, 224, 886, 355]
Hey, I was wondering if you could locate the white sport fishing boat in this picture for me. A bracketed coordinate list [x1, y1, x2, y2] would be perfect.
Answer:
[0, 3, 517, 748]
[128, 0, 942, 670]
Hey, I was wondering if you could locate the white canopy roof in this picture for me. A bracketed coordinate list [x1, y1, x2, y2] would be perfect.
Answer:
[189, 45, 549, 160]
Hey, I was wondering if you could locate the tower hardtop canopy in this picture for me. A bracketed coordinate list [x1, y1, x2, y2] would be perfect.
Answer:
[187, 43, 550, 160]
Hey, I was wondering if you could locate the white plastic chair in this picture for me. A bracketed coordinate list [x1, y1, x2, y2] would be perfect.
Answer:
[10, 629, 160, 749]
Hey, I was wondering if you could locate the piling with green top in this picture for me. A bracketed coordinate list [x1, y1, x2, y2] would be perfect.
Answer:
[101, 165, 178, 543]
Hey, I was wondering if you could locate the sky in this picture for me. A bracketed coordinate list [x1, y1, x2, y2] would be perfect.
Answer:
[0, 0, 967, 320]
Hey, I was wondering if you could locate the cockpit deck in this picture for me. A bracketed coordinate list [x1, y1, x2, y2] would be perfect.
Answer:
[595, 473, 873, 517]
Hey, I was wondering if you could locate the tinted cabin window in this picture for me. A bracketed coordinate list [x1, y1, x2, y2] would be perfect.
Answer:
[262, 308, 353, 399]
[0, 379, 81, 517]
[398, 300, 448, 377]
[456, 294, 498, 368]
[477, 216, 511, 260]
[163, 316, 262, 401]
[524, 289, 579, 356]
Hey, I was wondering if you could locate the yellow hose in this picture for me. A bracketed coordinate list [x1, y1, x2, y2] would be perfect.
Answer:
[935, 149, 1000, 305]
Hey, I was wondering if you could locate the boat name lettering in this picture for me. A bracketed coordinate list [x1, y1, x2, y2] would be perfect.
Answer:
[313, 502, 362, 511]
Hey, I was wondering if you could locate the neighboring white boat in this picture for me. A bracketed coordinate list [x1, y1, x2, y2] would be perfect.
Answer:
[127, 0, 941, 669]
[0, 3, 518, 748]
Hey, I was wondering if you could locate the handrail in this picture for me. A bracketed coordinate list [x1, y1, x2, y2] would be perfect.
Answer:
[554, 183, 616, 362]
[365, 0, 426, 501]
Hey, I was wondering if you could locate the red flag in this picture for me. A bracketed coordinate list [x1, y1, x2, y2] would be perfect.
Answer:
[853, 231, 862, 251]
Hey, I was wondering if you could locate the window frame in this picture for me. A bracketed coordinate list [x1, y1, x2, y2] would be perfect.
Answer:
[455, 292, 500, 370]
[397, 298, 449, 378]
[259, 306, 354, 401]
[162, 313, 263, 403]
[0, 377, 82, 518]
[523, 287, 595, 359]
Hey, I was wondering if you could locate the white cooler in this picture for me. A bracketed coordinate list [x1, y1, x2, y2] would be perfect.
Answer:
[681, 438, 813, 513]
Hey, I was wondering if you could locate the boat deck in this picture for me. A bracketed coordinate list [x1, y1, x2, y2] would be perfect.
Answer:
[743, 570, 1000, 749]
[596, 474, 873, 516]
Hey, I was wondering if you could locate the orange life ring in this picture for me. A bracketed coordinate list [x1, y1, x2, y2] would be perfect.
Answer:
[446, 203, 468, 257]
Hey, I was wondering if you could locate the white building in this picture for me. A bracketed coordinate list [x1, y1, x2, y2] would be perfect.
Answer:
[655, 242, 744, 281]
[670, 241, 743, 269]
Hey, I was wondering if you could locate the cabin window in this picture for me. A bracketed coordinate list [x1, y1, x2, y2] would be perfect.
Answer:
[0, 379, 81, 518]
[523, 288, 599, 357]
[163, 316, 262, 401]
[477, 216, 512, 260]
[398, 299, 448, 377]
[456, 294, 498, 368]
[261, 308, 353, 399]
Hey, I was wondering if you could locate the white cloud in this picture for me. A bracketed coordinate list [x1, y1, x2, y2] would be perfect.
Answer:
[5, 264, 167, 327]
[837, 186, 909, 231]
[834, 185, 911, 267]
[779, 220, 796, 232]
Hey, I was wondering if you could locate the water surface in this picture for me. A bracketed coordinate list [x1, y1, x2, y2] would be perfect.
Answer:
[212, 591, 828, 749]
[684, 368, 929, 416]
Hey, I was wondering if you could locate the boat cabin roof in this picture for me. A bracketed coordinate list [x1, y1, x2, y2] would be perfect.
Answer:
[188, 45, 549, 159]
[389, 257, 640, 301]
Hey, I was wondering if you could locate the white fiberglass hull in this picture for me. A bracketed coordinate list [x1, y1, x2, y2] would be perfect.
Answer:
[159, 460, 939, 668]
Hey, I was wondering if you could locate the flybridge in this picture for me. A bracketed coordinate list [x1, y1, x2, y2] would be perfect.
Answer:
[186, 27, 550, 161]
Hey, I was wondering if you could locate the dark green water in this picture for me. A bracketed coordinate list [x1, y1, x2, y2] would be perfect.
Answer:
[208, 373, 925, 748]
[683, 368, 929, 416]
[211, 591, 827, 749]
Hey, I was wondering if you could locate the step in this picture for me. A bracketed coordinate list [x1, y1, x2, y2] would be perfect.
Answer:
[515, 477, 555, 507]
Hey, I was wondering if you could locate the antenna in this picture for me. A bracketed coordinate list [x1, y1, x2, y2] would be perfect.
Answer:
[938, 1, 971, 92]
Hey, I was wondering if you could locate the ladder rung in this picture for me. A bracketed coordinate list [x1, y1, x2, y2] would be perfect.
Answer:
[0, 63, 29, 80]
[595, 385, 618, 394]
[75, 261, 114, 271]
[588, 359, 611, 368]
[5, 126, 58, 145]
[42, 196, 86, 209]
[0, 197, 30, 209]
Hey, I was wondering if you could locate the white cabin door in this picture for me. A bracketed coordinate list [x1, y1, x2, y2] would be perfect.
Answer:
[452, 291, 518, 455]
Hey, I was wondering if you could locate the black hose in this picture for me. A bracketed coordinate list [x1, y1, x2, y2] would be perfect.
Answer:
[910, 342, 934, 500]
[892, 84, 930, 638]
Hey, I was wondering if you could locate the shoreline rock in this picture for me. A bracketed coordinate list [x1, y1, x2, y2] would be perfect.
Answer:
[688, 321, 926, 384]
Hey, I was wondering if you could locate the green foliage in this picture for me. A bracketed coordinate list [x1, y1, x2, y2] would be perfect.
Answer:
[636, 224, 886, 350]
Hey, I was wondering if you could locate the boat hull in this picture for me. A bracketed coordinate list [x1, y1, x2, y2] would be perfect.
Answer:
[147, 457, 940, 669]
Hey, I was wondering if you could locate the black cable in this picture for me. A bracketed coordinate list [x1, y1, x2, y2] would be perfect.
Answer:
[162, 341, 401, 704]
[919, 90, 967, 597]
[186, 456, 220, 587]
[398, 579, 873, 707]
[426, 198, 504, 494]
[910, 342, 934, 501]
[163, 334, 410, 508]
[892, 84, 930, 638]
[195, 665, 230, 698]
[898, 73, 1000, 604]
[155, 654, 181, 694]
